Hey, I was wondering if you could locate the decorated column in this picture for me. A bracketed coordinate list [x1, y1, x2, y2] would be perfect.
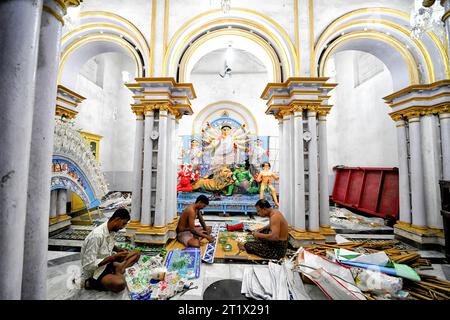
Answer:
[49, 190, 58, 222]
[130, 107, 145, 223]
[140, 108, 155, 227]
[408, 113, 427, 229]
[384, 80, 450, 246]
[318, 107, 332, 229]
[293, 107, 306, 230]
[261, 78, 337, 247]
[392, 116, 412, 226]
[56, 189, 68, 217]
[440, 111, 450, 179]
[126, 78, 195, 244]
[307, 108, 319, 232]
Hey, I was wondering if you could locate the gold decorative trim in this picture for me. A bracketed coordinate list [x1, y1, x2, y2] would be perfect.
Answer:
[179, 27, 281, 83]
[384, 80, 450, 102]
[319, 31, 418, 85]
[164, 0, 169, 54]
[43, 5, 64, 25]
[59, 34, 143, 83]
[163, 11, 298, 79]
[442, 10, 450, 22]
[55, 105, 79, 119]
[150, 0, 157, 77]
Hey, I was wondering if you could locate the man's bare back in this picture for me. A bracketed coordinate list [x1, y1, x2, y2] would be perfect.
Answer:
[177, 204, 198, 233]
[269, 209, 289, 241]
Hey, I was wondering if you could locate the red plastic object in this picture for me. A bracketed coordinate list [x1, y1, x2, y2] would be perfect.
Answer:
[331, 166, 399, 220]
[226, 222, 244, 231]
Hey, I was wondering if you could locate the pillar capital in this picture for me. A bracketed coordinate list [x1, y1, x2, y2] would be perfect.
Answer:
[261, 77, 337, 119]
[127, 77, 195, 119]
[55, 85, 85, 120]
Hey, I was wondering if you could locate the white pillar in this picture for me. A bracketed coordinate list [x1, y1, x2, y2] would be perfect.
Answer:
[395, 119, 412, 224]
[165, 113, 175, 223]
[0, 0, 43, 300]
[318, 113, 330, 227]
[440, 113, 450, 180]
[49, 190, 57, 219]
[307, 110, 319, 231]
[293, 110, 306, 230]
[150, 0, 166, 76]
[421, 114, 443, 229]
[141, 110, 154, 226]
[174, 119, 180, 218]
[282, 114, 291, 223]
[408, 115, 427, 228]
[278, 119, 285, 213]
[131, 114, 144, 222]
[297, 0, 314, 76]
[155, 109, 168, 226]
[22, 1, 65, 300]
[56, 189, 67, 216]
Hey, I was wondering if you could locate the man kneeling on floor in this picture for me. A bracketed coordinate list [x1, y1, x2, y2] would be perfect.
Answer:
[80, 208, 140, 292]
[239, 199, 289, 260]
[176, 194, 215, 247]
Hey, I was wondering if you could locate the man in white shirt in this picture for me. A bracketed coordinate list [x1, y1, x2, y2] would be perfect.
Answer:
[80, 208, 140, 292]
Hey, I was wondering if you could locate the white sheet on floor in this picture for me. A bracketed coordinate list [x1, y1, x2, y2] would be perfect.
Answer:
[241, 262, 310, 300]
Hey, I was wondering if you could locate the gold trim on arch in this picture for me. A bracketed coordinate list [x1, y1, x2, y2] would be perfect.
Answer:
[191, 101, 259, 136]
[313, 7, 449, 80]
[163, 9, 298, 79]
[179, 28, 280, 83]
[294, 0, 300, 76]
[79, 11, 151, 66]
[318, 31, 419, 85]
[316, 19, 437, 82]
[62, 23, 145, 54]
[58, 34, 143, 84]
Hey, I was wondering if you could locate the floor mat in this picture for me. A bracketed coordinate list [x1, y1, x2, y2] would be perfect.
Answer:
[203, 279, 247, 300]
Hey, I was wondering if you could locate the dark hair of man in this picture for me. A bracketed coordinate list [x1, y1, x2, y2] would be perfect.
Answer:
[261, 162, 271, 168]
[109, 208, 130, 221]
[195, 194, 209, 205]
[221, 125, 232, 130]
[255, 199, 271, 209]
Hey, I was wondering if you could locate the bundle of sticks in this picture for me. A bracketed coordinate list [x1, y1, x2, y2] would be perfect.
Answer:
[404, 274, 450, 300]
[304, 240, 431, 268]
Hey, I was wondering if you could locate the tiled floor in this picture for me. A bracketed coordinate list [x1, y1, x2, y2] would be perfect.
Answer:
[45, 212, 449, 300]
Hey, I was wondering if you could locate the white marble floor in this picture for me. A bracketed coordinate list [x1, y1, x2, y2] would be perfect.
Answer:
[46, 250, 328, 300]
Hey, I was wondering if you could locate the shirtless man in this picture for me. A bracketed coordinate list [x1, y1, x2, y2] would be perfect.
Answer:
[256, 162, 279, 208]
[176, 195, 215, 247]
[239, 199, 289, 260]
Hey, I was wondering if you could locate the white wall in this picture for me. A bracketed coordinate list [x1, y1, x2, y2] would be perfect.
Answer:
[179, 68, 278, 137]
[74, 52, 136, 191]
[326, 51, 399, 190]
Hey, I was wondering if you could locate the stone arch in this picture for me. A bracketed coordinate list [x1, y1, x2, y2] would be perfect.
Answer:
[58, 11, 151, 88]
[191, 101, 259, 136]
[163, 8, 298, 82]
[314, 7, 449, 90]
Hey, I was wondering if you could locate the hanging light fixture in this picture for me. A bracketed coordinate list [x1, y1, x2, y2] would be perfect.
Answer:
[410, 0, 444, 39]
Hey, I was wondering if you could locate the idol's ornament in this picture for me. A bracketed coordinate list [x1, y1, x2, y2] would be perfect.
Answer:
[52, 118, 108, 209]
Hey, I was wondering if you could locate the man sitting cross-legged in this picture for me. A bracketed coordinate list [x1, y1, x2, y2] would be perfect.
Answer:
[80, 208, 140, 293]
[239, 199, 289, 260]
[176, 194, 215, 247]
